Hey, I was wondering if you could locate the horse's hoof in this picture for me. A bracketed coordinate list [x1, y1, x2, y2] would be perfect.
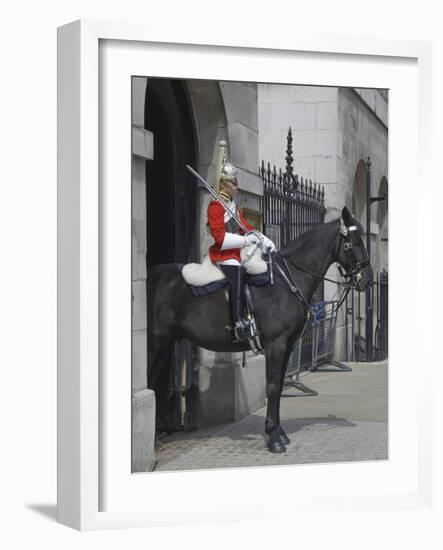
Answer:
[279, 433, 290, 445]
[268, 440, 287, 453]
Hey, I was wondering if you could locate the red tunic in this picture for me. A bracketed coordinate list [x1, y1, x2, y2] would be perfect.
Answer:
[207, 199, 254, 263]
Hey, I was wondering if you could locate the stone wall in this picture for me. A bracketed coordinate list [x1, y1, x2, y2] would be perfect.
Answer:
[258, 83, 342, 305]
[257, 84, 388, 229]
[258, 84, 339, 194]
[187, 80, 266, 426]
[131, 77, 155, 472]
[258, 84, 389, 361]
[337, 87, 388, 274]
[221, 82, 263, 197]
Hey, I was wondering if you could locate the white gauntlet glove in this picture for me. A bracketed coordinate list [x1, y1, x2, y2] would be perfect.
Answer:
[244, 233, 260, 247]
[221, 232, 259, 251]
[259, 234, 276, 252]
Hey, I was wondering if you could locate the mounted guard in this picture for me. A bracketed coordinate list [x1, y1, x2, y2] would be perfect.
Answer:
[208, 161, 276, 342]
[186, 161, 276, 344]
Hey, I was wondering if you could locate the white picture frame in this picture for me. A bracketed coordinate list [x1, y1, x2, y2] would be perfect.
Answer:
[57, 19, 434, 531]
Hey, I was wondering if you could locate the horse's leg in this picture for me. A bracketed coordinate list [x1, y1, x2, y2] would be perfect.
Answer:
[265, 337, 289, 453]
[275, 345, 293, 445]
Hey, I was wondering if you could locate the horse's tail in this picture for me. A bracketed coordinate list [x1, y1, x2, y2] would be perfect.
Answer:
[146, 265, 163, 338]
[146, 264, 171, 382]
[146, 263, 183, 340]
[146, 264, 183, 409]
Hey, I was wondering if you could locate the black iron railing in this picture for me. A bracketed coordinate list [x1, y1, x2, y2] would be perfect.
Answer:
[345, 270, 389, 362]
[260, 128, 326, 249]
[260, 128, 327, 372]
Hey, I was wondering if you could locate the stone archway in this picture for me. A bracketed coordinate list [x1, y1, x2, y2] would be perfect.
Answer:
[187, 80, 228, 183]
[186, 80, 229, 261]
[145, 78, 199, 268]
[143, 78, 200, 433]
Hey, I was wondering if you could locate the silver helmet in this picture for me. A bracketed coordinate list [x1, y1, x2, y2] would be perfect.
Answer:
[220, 162, 237, 184]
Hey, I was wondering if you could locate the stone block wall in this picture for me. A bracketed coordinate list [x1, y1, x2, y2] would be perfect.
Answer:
[258, 84, 388, 362]
[337, 88, 388, 275]
[131, 77, 155, 472]
[220, 82, 263, 196]
[258, 84, 339, 189]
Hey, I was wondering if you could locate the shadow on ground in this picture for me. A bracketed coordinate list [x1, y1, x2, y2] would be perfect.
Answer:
[158, 414, 356, 446]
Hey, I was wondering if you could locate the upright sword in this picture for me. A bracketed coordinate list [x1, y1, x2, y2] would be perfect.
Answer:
[186, 164, 249, 233]
[186, 164, 273, 281]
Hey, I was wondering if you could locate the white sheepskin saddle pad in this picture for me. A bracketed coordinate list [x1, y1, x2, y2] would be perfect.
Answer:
[182, 245, 267, 287]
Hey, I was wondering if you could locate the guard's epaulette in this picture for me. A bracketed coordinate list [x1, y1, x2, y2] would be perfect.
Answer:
[210, 197, 231, 206]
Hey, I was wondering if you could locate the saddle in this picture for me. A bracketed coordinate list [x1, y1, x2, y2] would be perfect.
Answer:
[178, 246, 271, 354]
[180, 245, 269, 296]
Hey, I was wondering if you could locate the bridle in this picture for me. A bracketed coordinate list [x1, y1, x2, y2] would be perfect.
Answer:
[274, 219, 370, 311]
[336, 221, 370, 288]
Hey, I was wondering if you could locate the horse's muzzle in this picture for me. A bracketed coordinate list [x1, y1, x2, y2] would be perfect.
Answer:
[355, 265, 373, 292]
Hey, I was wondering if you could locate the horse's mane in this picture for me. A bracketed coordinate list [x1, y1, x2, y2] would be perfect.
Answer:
[280, 218, 340, 259]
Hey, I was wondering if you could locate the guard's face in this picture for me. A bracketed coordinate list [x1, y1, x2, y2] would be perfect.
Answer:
[223, 179, 239, 197]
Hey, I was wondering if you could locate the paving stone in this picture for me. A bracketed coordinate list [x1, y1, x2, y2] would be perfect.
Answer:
[155, 417, 387, 471]
[154, 364, 388, 472]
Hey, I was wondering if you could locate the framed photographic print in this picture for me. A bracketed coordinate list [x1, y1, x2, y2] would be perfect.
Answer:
[57, 19, 433, 530]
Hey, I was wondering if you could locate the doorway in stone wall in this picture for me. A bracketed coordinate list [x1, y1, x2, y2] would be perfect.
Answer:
[145, 78, 199, 432]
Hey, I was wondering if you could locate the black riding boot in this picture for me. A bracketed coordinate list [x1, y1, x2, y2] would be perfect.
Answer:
[220, 265, 258, 342]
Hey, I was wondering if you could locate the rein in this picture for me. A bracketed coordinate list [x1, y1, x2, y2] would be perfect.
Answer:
[274, 253, 351, 312]
[276, 224, 369, 289]
[272, 226, 366, 312]
[277, 252, 347, 286]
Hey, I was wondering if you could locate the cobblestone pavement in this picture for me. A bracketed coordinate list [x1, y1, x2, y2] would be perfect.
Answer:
[154, 362, 388, 472]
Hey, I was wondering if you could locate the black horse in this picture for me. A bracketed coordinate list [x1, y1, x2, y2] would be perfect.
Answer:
[147, 207, 373, 453]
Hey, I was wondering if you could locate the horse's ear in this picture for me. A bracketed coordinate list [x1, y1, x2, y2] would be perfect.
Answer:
[342, 206, 352, 226]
